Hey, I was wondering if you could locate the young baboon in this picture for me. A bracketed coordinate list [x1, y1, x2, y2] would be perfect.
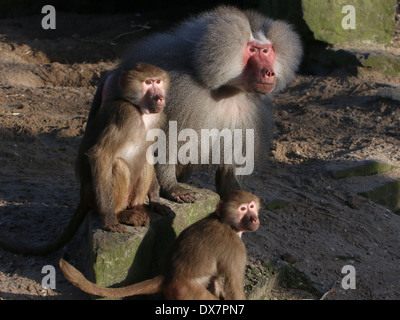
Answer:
[0, 63, 170, 255]
[60, 190, 261, 300]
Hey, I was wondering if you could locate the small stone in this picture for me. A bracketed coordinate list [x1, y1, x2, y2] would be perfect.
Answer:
[331, 160, 397, 179]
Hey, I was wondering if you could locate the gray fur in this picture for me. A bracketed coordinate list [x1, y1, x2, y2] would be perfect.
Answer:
[120, 5, 303, 200]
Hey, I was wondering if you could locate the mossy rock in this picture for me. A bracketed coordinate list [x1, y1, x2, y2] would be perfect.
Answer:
[302, 0, 397, 48]
[245, 260, 321, 300]
[88, 186, 220, 292]
[266, 199, 290, 211]
[360, 181, 400, 214]
[245, 260, 279, 300]
[360, 53, 400, 77]
[331, 161, 397, 179]
[90, 226, 151, 288]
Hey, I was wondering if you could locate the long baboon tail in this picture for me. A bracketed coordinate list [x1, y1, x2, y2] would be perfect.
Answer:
[0, 202, 90, 255]
[59, 258, 163, 298]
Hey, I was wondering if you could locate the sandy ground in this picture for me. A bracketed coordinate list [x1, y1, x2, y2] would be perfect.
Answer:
[0, 9, 399, 300]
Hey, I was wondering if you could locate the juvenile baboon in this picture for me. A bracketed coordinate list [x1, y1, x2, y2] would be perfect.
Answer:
[60, 190, 260, 300]
[0, 63, 170, 255]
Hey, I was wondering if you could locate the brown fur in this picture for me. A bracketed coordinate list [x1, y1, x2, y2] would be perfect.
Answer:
[60, 190, 260, 300]
[0, 63, 170, 255]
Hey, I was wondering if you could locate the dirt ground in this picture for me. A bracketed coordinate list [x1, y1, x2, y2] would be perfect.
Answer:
[0, 8, 399, 300]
